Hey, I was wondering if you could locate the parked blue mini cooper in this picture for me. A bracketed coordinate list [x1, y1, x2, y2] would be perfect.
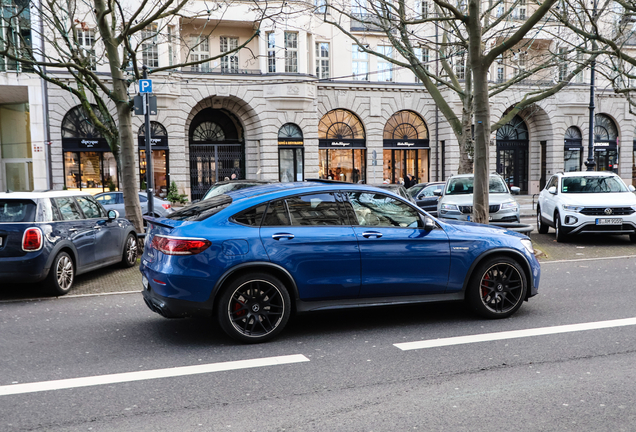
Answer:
[141, 182, 540, 343]
[0, 191, 138, 295]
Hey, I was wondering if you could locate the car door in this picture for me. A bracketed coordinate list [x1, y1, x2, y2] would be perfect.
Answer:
[416, 184, 442, 213]
[54, 197, 96, 268]
[76, 195, 122, 262]
[346, 191, 450, 297]
[259, 193, 361, 300]
[540, 176, 558, 223]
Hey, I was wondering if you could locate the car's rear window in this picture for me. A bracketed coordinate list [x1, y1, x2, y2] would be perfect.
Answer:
[167, 195, 232, 221]
[0, 199, 37, 222]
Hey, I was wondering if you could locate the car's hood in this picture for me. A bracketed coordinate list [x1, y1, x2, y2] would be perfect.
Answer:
[441, 193, 517, 206]
[558, 192, 636, 206]
[441, 219, 528, 239]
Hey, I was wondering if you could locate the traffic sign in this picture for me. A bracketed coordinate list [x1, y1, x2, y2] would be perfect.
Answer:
[139, 79, 152, 93]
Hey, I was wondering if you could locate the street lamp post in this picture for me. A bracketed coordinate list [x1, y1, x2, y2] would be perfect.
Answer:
[585, 0, 597, 171]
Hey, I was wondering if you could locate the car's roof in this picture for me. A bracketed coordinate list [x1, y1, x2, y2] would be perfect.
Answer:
[225, 181, 394, 201]
[449, 174, 502, 179]
[559, 171, 618, 177]
[0, 190, 91, 199]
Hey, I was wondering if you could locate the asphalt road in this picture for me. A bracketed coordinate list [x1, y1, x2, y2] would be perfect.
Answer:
[2, 255, 636, 431]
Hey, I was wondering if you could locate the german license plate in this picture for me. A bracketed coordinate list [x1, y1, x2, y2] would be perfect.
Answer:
[596, 218, 622, 225]
[142, 275, 149, 289]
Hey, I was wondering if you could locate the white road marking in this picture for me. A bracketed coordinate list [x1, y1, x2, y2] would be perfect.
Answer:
[0, 354, 310, 396]
[541, 255, 636, 264]
[394, 317, 636, 351]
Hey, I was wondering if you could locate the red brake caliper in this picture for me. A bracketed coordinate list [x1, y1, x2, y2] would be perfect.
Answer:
[482, 273, 490, 299]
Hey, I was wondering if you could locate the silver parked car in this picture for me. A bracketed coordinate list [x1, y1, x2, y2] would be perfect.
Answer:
[437, 174, 521, 223]
[95, 191, 173, 218]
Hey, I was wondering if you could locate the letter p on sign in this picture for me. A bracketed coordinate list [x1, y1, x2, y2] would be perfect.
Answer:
[140, 79, 152, 93]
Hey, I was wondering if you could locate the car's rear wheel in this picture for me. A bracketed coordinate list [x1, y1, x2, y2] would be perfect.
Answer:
[467, 256, 527, 319]
[46, 252, 74, 296]
[555, 212, 567, 242]
[537, 206, 549, 234]
[216, 273, 291, 343]
[120, 233, 138, 268]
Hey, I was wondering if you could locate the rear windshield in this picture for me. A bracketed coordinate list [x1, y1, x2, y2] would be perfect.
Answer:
[561, 176, 628, 193]
[167, 195, 232, 221]
[0, 199, 37, 222]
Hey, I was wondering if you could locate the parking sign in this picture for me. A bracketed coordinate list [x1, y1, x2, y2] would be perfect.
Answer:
[139, 79, 152, 93]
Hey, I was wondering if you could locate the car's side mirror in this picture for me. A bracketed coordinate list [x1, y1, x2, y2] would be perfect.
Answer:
[548, 186, 557, 195]
[423, 216, 436, 231]
[629, 185, 636, 192]
[510, 186, 520, 195]
[107, 209, 119, 221]
[433, 189, 442, 196]
[191, 199, 201, 204]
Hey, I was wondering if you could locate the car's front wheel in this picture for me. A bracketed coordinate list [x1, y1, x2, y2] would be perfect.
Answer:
[46, 252, 75, 296]
[555, 212, 567, 243]
[537, 206, 549, 234]
[216, 273, 291, 343]
[120, 233, 138, 268]
[467, 256, 528, 319]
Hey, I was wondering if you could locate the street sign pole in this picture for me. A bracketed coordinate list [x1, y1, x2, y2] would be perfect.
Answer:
[142, 66, 154, 217]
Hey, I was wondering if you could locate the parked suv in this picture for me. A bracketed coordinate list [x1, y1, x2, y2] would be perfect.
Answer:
[537, 171, 636, 242]
[437, 174, 521, 223]
[0, 191, 138, 295]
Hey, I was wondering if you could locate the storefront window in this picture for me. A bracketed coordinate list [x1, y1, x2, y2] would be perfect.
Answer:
[278, 123, 304, 182]
[103, 152, 118, 190]
[319, 149, 366, 183]
[564, 150, 582, 172]
[80, 152, 103, 193]
[318, 109, 366, 183]
[383, 111, 429, 184]
[64, 152, 80, 189]
[383, 149, 428, 184]
[564, 126, 582, 172]
[139, 122, 169, 197]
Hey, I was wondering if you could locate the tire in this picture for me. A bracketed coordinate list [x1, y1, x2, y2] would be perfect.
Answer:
[537, 206, 549, 234]
[554, 212, 567, 243]
[467, 256, 528, 319]
[46, 252, 75, 296]
[216, 272, 291, 343]
[120, 233, 138, 268]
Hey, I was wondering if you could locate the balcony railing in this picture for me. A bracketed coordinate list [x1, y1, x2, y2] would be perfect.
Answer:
[184, 66, 262, 75]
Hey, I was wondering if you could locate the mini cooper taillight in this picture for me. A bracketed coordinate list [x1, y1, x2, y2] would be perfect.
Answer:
[22, 227, 43, 251]
[151, 235, 211, 255]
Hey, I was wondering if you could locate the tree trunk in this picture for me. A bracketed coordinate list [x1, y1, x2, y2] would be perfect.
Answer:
[94, 0, 143, 234]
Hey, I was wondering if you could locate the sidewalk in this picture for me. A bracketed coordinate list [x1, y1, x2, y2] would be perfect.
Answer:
[516, 194, 538, 218]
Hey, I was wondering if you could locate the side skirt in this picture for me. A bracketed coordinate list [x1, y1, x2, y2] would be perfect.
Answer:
[295, 292, 465, 313]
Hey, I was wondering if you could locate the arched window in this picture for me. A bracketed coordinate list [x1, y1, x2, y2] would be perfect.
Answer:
[564, 126, 583, 172]
[496, 115, 529, 193]
[496, 115, 529, 140]
[383, 111, 430, 185]
[278, 123, 304, 182]
[594, 114, 619, 172]
[318, 109, 366, 183]
[61, 105, 107, 139]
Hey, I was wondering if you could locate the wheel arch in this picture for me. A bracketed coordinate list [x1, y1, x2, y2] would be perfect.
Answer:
[44, 242, 78, 274]
[462, 248, 534, 301]
[210, 262, 300, 313]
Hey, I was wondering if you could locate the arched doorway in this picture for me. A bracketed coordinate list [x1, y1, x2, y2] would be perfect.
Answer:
[189, 108, 244, 201]
[382, 110, 429, 185]
[564, 126, 583, 172]
[138, 121, 169, 197]
[594, 114, 618, 172]
[61, 105, 118, 193]
[318, 109, 366, 183]
[278, 123, 304, 182]
[496, 115, 529, 193]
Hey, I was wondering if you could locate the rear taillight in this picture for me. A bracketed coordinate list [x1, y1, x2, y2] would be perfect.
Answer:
[22, 228, 43, 251]
[151, 235, 211, 255]
[161, 203, 171, 210]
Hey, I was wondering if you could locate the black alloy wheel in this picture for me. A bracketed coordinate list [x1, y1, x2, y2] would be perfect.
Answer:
[467, 256, 527, 319]
[555, 212, 567, 243]
[537, 207, 549, 234]
[46, 251, 75, 296]
[121, 234, 138, 268]
[217, 273, 291, 343]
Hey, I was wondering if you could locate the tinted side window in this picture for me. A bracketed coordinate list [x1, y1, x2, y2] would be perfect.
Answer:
[96, 194, 117, 205]
[546, 176, 556, 190]
[232, 204, 268, 226]
[262, 200, 290, 226]
[0, 199, 37, 222]
[55, 197, 83, 220]
[139, 194, 148, 203]
[76, 196, 103, 219]
[167, 195, 232, 221]
[347, 192, 420, 228]
[286, 193, 345, 226]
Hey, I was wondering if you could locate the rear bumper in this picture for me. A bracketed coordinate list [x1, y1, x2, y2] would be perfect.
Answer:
[142, 286, 213, 318]
[0, 252, 49, 283]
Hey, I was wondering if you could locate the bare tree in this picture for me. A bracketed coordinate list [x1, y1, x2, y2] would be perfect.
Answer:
[307, 0, 596, 223]
[0, 0, 269, 232]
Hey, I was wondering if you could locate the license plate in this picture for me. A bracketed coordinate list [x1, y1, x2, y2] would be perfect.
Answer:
[467, 215, 491, 221]
[142, 275, 149, 289]
[596, 218, 622, 225]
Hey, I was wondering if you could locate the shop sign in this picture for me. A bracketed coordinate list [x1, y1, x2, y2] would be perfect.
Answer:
[383, 139, 429, 149]
[319, 139, 366, 148]
[278, 139, 304, 146]
[138, 136, 168, 148]
[62, 137, 110, 151]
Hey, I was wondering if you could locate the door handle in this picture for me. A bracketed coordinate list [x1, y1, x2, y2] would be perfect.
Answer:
[362, 231, 382, 238]
[272, 233, 295, 240]
[93, 226, 102, 230]
[68, 228, 78, 232]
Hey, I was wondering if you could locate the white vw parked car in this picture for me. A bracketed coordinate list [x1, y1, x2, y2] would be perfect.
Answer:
[537, 171, 636, 242]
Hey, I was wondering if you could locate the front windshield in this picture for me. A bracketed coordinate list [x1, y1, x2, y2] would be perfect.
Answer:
[445, 177, 508, 195]
[561, 176, 628, 193]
